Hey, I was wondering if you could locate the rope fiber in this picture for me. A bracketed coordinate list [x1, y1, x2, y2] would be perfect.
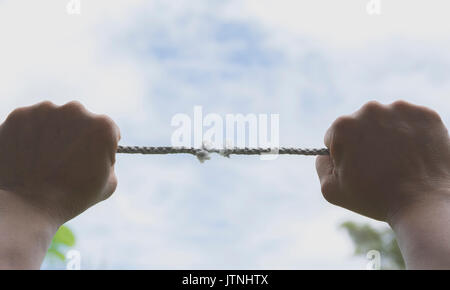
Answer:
[117, 146, 329, 163]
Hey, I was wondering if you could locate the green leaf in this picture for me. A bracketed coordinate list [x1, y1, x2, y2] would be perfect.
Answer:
[340, 221, 405, 270]
[47, 247, 66, 262]
[52, 225, 76, 247]
[46, 225, 76, 264]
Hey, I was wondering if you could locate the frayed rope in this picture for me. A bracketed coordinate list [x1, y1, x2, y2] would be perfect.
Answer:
[117, 145, 329, 163]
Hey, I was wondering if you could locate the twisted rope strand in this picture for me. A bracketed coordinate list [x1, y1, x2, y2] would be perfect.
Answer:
[117, 146, 329, 162]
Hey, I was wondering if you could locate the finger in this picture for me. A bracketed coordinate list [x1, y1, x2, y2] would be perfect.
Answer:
[60, 100, 93, 117]
[102, 167, 118, 201]
[93, 115, 121, 165]
[324, 123, 340, 163]
[28, 100, 58, 112]
[316, 155, 340, 205]
[11, 100, 57, 112]
[4, 101, 56, 124]
[390, 100, 443, 123]
[96, 114, 121, 144]
[351, 100, 384, 119]
[324, 126, 333, 149]
[108, 117, 121, 144]
[316, 155, 333, 178]
[324, 116, 356, 165]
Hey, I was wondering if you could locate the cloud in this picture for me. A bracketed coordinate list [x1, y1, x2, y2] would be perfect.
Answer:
[242, 0, 450, 47]
[1, 0, 449, 269]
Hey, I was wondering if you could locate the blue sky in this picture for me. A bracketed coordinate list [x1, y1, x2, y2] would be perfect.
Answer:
[1, 0, 450, 269]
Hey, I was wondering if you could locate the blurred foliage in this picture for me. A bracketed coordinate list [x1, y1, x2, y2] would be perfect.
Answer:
[341, 221, 405, 270]
[46, 225, 76, 262]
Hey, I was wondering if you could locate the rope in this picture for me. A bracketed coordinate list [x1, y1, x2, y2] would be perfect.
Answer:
[117, 146, 329, 163]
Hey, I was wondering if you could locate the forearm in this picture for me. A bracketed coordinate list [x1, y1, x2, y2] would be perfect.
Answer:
[0, 189, 58, 269]
[389, 192, 450, 269]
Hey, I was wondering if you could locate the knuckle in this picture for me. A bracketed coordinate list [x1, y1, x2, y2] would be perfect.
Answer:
[32, 101, 58, 118]
[93, 115, 119, 144]
[5, 107, 28, 123]
[332, 116, 354, 134]
[96, 115, 117, 131]
[60, 100, 87, 114]
[391, 100, 443, 122]
[390, 100, 411, 111]
[37, 100, 57, 110]
[422, 107, 443, 123]
[361, 100, 384, 114]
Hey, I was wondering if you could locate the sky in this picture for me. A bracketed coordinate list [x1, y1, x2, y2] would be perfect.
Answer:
[1, 0, 450, 269]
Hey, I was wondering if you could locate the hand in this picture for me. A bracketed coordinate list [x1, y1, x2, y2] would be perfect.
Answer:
[0, 101, 120, 225]
[0, 101, 120, 269]
[316, 100, 450, 222]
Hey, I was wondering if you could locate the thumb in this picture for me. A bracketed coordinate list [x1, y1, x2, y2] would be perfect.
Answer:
[316, 155, 340, 205]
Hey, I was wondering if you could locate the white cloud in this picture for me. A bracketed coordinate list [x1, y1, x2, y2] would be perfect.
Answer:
[242, 0, 450, 47]
[0, 0, 148, 121]
[2, 0, 449, 269]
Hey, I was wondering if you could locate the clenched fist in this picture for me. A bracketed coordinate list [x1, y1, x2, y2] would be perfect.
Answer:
[0, 101, 120, 269]
[316, 100, 450, 269]
[0, 101, 120, 224]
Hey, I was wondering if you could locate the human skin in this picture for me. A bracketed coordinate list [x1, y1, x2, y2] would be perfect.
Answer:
[0, 101, 120, 269]
[316, 100, 450, 269]
[0, 99, 448, 270]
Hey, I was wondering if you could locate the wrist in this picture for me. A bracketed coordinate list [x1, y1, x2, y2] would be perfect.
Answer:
[0, 189, 59, 269]
[387, 187, 450, 226]
[387, 189, 450, 269]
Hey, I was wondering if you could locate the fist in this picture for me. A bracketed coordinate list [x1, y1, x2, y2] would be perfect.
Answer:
[0, 101, 120, 225]
[316, 101, 450, 221]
